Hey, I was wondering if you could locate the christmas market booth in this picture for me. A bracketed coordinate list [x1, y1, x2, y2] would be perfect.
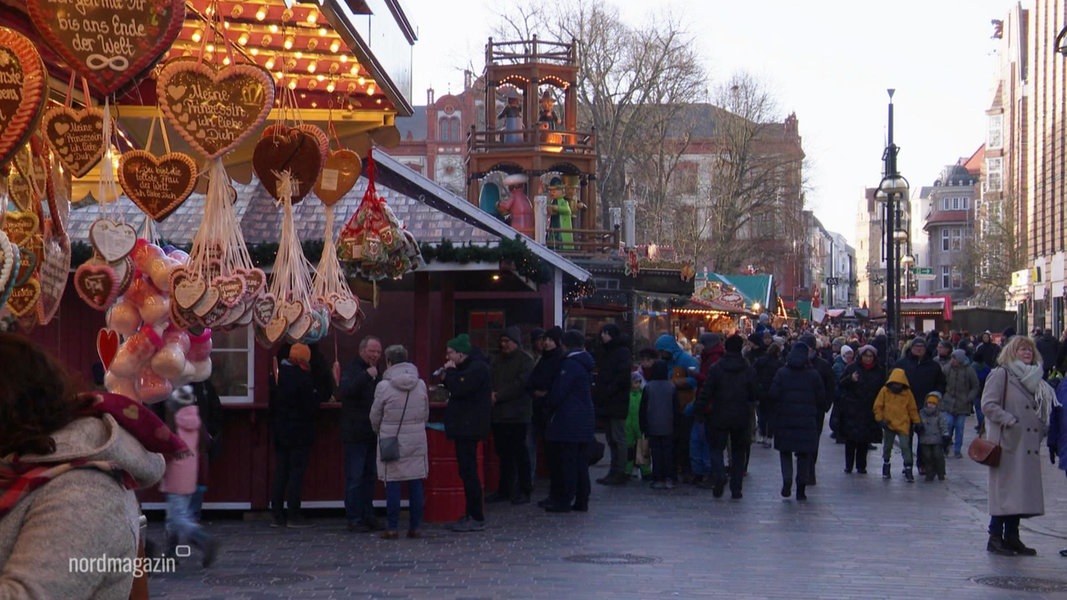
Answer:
[897, 295, 953, 334]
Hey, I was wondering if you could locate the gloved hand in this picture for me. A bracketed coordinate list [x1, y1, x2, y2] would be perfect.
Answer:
[913, 423, 925, 435]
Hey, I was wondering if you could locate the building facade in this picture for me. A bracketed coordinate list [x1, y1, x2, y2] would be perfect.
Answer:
[918, 160, 980, 302]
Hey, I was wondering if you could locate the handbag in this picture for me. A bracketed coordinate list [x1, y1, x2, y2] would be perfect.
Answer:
[969, 369, 1007, 467]
[378, 392, 410, 463]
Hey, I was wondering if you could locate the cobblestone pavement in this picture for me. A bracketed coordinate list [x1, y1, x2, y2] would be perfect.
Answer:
[146, 423, 1067, 599]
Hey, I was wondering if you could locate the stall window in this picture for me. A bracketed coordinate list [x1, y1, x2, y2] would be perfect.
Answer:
[467, 310, 506, 360]
[209, 327, 254, 404]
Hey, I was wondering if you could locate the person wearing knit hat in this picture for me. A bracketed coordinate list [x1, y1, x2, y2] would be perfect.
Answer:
[917, 391, 950, 481]
[529, 328, 546, 359]
[943, 348, 980, 458]
[723, 334, 745, 354]
[288, 343, 312, 371]
[441, 331, 493, 532]
[838, 341, 884, 474]
[544, 326, 563, 347]
[544, 330, 596, 513]
[699, 332, 722, 348]
[857, 344, 878, 358]
[892, 332, 945, 478]
[487, 324, 535, 505]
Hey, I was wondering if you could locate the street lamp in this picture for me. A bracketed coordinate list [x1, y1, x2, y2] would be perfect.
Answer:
[876, 89, 910, 371]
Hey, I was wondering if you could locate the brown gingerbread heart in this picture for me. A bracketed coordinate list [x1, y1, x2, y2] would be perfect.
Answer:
[253, 126, 323, 204]
[0, 28, 47, 175]
[119, 150, 197, 221]
[42, 106, 107, 178]
[314, 149, 361, 206]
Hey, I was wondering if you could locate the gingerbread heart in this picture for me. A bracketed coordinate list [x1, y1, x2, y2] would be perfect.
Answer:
[2, 211, 39, 246]
[0, 28, 47, 174]
[6, 277, 40, 317]
[213, 274, 246, 308]
[36, 236, 70, 326]
[9, 139, 49, 211]
[239, 267, 267, 300]
[253, 126, 323, 203]
[157, 60, 275, 159]
[264, 315, 289, 345]
[13, 234, 41, 286]
[170, 267, 206, 310]
[41, 107, 107, 178]
[24, 0, 185, 96]
[73, 262, 118, 310]
[252, 293, 277, 328]
[119, 150, 197, 221]
[0, 231, 15, 298]
[314, 149, 361, 206]
[96, 328, 120, 371]
[89, 219, 137, 262]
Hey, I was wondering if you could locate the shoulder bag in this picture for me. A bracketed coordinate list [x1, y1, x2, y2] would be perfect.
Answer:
[378, 392, 410, 462]
[968, 369, 1006, 467]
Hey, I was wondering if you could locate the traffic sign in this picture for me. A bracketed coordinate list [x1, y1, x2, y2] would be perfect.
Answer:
[912, 267, 935, 281]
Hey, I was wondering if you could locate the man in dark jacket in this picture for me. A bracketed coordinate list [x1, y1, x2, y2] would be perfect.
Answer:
[337, 336, 383, 532]
[768, 343, 826, 501]
[1036, 329, 1060, 378]
[893, 337, 946, 475]
[529, 326, 564, 507]
[799, 333, 835, 486]
[693, 334, 758, 499]
[488, 326, 535, 505]
[441, 333, 492, 532]
[544, 329, 596, 513]
[593, 323, 633, 485]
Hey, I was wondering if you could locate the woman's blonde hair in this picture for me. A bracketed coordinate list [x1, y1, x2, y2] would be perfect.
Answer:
[997, 335, 1039, 368]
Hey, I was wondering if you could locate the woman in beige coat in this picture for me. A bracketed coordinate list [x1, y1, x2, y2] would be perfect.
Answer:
[981, 335, 1055, 556]
[370, 345, 429, 539]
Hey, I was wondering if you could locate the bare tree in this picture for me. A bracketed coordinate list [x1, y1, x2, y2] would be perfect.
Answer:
[968, 193, 1024, 307]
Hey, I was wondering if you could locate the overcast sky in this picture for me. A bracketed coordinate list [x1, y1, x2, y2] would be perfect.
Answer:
[400, 0, 1013, 248]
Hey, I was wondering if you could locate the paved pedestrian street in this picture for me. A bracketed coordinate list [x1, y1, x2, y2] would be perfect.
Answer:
[146, 427, 1067, 599]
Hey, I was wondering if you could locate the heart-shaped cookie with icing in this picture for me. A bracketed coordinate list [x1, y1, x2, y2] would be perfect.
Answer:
[0, 28, 47, 174]
[157, 59, 275, 159]
[2, 211, 39, 246]
[36, 235, 70, 325]
[314, 149, 362, 206]
[25, 0, 184, 96]
[41, 107, 107, 178]
[9, 138, 49, 212]
[119, 150, 197, 221]
[6, 277, 40, 317]
[73, 262, 117, 310]
[0, 231, 15, 296]
[252, 293, 277, 328]
[89, 219, 137, 263]
[170, 267, 207, 310]
[253, 126, 323, 203]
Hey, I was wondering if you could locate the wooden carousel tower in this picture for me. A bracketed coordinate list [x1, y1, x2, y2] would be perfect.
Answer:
[466, 36, 611, 254]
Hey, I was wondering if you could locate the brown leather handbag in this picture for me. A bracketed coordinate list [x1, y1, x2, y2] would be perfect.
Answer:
[969, 370, 1007, 467]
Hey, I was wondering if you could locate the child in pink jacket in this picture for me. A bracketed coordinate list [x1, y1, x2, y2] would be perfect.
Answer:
[160, 385, 219, 567]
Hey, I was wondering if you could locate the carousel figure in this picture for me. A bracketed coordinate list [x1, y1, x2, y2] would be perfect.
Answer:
[497, 93, 523, 143]
[545, 175, 573, 248]
[497, 173, 534, 237]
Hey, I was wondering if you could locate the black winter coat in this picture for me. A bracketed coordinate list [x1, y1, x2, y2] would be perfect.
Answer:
[894, 353, 946, 410]
[338, 357, 382, 443]
[442, 355, 492, 439]
[752, 352, 784, 403]
[836, 362, 884, 444]
[546, 350, 596, 443]
[694, 352, 758, 430]
[768, 345, 825, 454]
[527, 347, 563, 430]
[594, 338, 633, 419]
[272, 362, 321, 447]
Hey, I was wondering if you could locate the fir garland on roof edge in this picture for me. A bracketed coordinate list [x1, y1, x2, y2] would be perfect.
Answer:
[70, 236, 553, 284]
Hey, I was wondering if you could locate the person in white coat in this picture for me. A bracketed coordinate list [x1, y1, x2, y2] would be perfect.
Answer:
[981, 335, 1055, 556]
[370, 345, 429, 539]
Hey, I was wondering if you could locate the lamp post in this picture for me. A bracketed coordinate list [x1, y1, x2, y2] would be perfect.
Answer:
[876, 89, 909, 371]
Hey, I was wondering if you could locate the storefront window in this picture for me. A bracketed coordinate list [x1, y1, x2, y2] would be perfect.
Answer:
[209, 327, 254, 404]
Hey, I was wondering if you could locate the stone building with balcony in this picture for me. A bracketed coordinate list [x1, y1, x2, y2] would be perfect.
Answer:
[918, 157, 980, 302]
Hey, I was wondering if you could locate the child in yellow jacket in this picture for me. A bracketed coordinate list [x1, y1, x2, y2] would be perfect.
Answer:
[873, 368, 921, 482]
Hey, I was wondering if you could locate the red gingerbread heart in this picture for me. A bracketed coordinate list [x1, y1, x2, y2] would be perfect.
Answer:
[0, 28, 47, 173]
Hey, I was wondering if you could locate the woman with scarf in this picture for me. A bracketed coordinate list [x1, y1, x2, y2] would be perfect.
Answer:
[0, 333, 186, 598]
[836, 345, 884, 474]
[982, 335, 1056, 556]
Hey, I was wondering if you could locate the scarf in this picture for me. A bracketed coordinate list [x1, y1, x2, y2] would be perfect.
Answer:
[1006, 361, 1057, 425]
[0, 392, 188, 519]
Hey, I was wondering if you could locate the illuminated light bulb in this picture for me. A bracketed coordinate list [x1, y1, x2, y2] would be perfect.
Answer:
[307, 62, 316, 73]
[249, 47, 259, 56]
[366, 84, 375, 95]
[191, 30, 202, 42]
[311, 102, 317, 108]
[294, 51, 303, 59]
[237, 33, 249, 46]
[268, 24, 278, 33]
[307, 38, 318, 50]
[223, 21, 230, 29]
[329, 40, 341, 53]
[318, 28, 327, 37]
[205, 44, 214, 53]
[326, 81, 335, 93]
[357, 76, 365, 85]
[283, 36, 294, 50]
[264, 57, 275, 69]
[350, 66, 359, 76]
[316, 74, 325, 81]
[274, 71, 283, 80]
[261, 34, 271, 45]
[339, 55, 348, 63]
[230, 5, 242, 18]
[255, 7, 266, 20]
[222, 56, 231, 65]
[375, 98, 382, 105]
[288, 79, 297, 90]
[306, 10, 318, 24]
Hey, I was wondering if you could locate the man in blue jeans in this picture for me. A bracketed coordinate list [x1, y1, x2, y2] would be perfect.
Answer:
[338, 336, 383, 532]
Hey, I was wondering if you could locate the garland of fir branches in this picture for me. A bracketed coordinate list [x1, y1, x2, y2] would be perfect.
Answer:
[70, 236, 553, 283]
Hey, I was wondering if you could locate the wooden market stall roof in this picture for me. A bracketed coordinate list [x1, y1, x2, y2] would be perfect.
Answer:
[0, 0, 415, 121]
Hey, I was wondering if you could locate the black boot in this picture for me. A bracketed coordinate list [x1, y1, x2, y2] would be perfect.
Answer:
[795, 485, 807, 501]
[780, 481, 791, 498]
[882, 462, 891, 479]
[1003, 536, 1038, 556]
[903, 466, 914, 483]
[987, 535, 1017, 556]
